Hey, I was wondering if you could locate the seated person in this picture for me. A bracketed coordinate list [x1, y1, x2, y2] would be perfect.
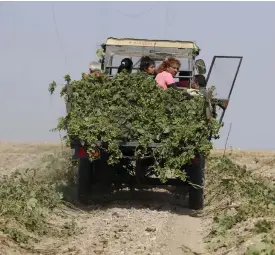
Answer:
[155, 57, 181, 90]
[85, 61, 102, 77]
[117, 58, 133, 74]
[155, 58, 201, 100]
[139, 56, 155, 76]
[194, 74, 207, 88]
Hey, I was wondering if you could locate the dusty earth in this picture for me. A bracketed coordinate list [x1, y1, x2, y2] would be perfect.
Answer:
[0, 142, 210, 255]
[1, 142, 275, 255]
[213, 148, 275, 180]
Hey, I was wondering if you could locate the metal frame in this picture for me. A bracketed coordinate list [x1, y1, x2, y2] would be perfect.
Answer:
[103, 40, 199, 80]
[206, 56, 243, 124]
[104, 53, 197, 81]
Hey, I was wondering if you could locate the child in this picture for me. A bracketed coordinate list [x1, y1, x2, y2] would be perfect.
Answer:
[139, 56, 155, 75]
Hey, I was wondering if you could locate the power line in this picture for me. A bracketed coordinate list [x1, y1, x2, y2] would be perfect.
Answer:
[112, 4, 157, 18]
[51, 2, 69, 74]
[164, 7, 168, 39]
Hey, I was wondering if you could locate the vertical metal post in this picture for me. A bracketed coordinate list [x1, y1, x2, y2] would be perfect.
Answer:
[205, 56, 216, 85]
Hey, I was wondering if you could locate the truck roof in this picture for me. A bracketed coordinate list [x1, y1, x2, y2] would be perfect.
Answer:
[106, 37, 197, 49]
[104, 37, 200, 59]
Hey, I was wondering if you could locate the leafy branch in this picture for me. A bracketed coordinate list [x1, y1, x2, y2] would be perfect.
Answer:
[50, 71, 221, 182]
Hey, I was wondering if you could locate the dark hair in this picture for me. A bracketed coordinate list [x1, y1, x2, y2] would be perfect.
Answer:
[139, 56, 155, 72]
[195, 74, 207, 87]
[117, 58, 133, 73]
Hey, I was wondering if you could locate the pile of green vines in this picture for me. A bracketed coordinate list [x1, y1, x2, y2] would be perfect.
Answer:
[49, 71, 221, 182]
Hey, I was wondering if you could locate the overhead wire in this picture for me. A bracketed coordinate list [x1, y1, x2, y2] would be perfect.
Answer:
[50, 3, 68, 148]
[112, 3, 157, 18]
[164, 3, 168, 39]
[51, 2, 69, 75]
[49, 2, 162, 78]
[93, 3, 159, 68]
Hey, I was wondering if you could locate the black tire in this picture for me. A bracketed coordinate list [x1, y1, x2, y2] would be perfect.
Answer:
[188, 154, 205, 210]
[77, 158, 93, 205]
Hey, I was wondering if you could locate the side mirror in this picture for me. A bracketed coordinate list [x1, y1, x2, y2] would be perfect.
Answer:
[195, 59, 206, 75]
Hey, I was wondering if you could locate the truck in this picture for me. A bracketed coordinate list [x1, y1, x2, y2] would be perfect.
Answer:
[67, 37, 243, 210]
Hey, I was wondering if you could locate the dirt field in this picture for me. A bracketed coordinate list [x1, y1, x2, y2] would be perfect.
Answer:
[212, 148, 275, 180]
[0, 142, 274, 255]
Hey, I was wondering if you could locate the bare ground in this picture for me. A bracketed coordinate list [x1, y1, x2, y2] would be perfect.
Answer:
[212, 148, 275, 180]
[0, 142, 210, 255]
[0, 142, 62, 178]
[0, 142, 274, 255]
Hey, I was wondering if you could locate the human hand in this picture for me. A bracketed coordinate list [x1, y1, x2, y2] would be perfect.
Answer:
[191, 82, 199, 89]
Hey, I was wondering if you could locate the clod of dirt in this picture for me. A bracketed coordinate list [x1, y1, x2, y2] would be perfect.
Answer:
[94, 248, 104, 254]
[112, 212, 120, 217]
[145, 227, 156, 232]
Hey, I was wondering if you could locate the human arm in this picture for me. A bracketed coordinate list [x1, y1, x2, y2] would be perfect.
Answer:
[167, 83, 194, 99]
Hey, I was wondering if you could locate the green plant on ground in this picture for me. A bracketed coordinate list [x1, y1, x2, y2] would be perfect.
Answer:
[205, 156, 275, 254]
[246, 236, 275, 255]
[0, 151, 78, 245]
[0, 169, 63, 235]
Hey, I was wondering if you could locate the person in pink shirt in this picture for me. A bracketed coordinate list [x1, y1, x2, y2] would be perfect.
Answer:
[155, 57, 181, 90]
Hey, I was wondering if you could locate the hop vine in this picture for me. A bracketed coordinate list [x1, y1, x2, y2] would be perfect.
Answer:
[50, 71, 221, 182]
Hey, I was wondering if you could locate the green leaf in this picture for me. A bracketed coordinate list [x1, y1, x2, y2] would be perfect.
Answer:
[51, 71, 221, 182]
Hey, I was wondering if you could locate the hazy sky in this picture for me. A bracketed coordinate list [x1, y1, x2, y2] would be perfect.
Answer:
[0, 1, 274, 149]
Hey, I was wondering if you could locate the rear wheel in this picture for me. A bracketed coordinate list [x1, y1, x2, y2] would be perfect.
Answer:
[77, 153, 116, 204]
[188, 154, 205, 210]
[77, 158, 93, 205]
